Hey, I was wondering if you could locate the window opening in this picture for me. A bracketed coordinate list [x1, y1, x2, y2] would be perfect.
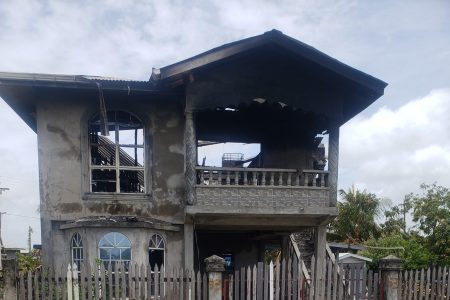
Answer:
[149, 234, 165, 271]
[99, 232, 132, 269]
[89, 111, 144, 193]
[71, 233, 83, 270]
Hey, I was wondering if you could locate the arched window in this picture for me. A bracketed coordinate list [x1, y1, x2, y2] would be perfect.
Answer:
[89, 110, 145, 193]
[71, 233, 83, 269]
[99, 232, 132, 268]
[149, 234, 165, 271]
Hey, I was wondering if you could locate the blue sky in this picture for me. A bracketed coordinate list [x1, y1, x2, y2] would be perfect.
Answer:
[0, 0, 449, 248]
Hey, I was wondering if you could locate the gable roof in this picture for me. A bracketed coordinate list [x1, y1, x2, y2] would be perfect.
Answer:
[159, 29, 387, 96]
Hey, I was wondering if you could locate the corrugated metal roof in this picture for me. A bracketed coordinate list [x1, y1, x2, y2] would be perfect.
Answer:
[0, 71, 158, 91]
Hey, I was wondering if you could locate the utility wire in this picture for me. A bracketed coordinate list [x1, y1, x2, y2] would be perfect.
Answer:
[4, 213, 39, 220]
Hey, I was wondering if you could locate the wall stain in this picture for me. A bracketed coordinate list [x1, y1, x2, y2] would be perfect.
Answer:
[46, 124, 80, 160]
[56, 203, 82, 213]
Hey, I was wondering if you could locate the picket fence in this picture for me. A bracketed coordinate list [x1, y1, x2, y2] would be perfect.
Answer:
[16, 260, 450, 299]
[399, 266, 450, 299]
[17, 258, 377, 300]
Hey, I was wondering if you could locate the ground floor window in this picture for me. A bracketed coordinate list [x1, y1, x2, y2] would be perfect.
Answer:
[99, 232, 132, 269]
[149, 234, 165, 271]
[71, 233, 83, 269]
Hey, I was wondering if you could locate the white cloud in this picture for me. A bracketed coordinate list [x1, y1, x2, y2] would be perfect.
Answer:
[339, 88, 450, 203]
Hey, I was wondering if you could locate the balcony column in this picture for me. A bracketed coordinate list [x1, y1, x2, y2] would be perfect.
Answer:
[328, 122, 339, 206]
[185, 110, 197, 205]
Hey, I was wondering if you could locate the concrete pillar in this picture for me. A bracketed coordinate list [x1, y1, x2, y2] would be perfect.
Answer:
[204, 255, 225, 300]
[328, 123, 339, 207]
[314, 225, 327, 298]
[184, 222, 194, 270]
[185, 110, 197, 205]
[379, 255, 403, 300]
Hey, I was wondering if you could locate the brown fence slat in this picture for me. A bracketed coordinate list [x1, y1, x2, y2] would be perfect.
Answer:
[326, 259, 332, 300]
[100, 264, 106, 300]
[94, 264, 100, 300]
[299, 261, 304, 300]
[373, 272, 379, 300]
[264, 263, 269, 300]
[241, 267, 246, 300]
[140, 264, 146, 300]
[41, 266, 47, 300]
[418, 268, 424, 300]
[196, 271, 201, 300]
[106, 263, 112, 300]
[34, 269, 40, 300]
[446, 266, 450, 300]
[160, 265, 166, 300]
[56, 269, 61, 300]
[367, 269, 373, 300]
[49, 267, 55, 300]
[414, 268, 419, 300]
[425, 267, 431, 300]
[229, 274, 234, 300]
[27, 271, 32, 300]
[138, 264, 144, 300]
[281, 258, 286, 300]
[292, 258, 298, 300]
[437, 266, 443, 298]
[61, 265, 67, 300]
[287, 258, 292, 300]
[253, 265, 257, 300]
[362, 265, 367, 300]
[18, 273, 24, 300]
[247, 266, 252, 300]
[79, 264, 86, 300]
[441, 266, 447, 299]
[179, 268, 185, 300]
[309, 255, 315, 300]
[235, 269, 240, 300]
[256, 262, 263, 300]
[121, 263, 127, 300]
[128, 263, 134, 299]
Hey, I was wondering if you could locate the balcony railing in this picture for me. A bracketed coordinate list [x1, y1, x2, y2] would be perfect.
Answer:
[196, 167, 328, 188]
[193, 167, 330, 209]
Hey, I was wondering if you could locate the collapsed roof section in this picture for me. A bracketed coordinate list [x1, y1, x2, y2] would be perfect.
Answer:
[0, 29, 387, 131]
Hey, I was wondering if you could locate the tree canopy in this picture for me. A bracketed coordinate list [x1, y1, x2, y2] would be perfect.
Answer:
[332, 183, 450, 268]
[329, 185, 382, 243]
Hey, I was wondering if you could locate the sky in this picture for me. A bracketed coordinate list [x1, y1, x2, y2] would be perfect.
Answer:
[0, 0, 449, 248]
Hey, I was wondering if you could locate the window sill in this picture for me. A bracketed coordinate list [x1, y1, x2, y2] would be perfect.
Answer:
[82, 193, 152, 201]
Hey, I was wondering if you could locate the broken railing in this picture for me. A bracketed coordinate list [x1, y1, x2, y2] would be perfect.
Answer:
[196, 167, 328, 188]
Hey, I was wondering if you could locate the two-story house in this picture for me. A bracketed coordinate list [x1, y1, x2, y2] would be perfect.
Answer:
[0, 30, 386, 273]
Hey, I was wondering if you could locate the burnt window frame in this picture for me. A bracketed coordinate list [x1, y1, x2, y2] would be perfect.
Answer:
[89, 110, 146, 194]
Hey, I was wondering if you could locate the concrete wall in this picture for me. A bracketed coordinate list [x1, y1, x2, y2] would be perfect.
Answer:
[35, 90, 186, 266]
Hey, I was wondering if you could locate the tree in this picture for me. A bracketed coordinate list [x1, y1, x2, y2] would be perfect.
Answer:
[17, 249, 41, 272]
[329, 185, 382, 243]
[381, 196, 412, 236]
[409, 183, 450, 265]
[361, 234, 434, 269]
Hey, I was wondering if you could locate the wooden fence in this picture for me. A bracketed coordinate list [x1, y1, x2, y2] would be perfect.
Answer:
[399, 266, 450, 299]
[16, 261, 450, 299]
[18, 263, 207, 300]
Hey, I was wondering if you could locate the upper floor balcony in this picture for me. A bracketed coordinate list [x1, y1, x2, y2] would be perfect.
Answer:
[195, 166, 330, 209]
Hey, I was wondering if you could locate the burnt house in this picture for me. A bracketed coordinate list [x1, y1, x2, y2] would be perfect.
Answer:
[0, 30, 386, 272]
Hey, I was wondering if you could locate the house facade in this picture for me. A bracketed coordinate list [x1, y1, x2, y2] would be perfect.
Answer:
[0, 30, 386, 272]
